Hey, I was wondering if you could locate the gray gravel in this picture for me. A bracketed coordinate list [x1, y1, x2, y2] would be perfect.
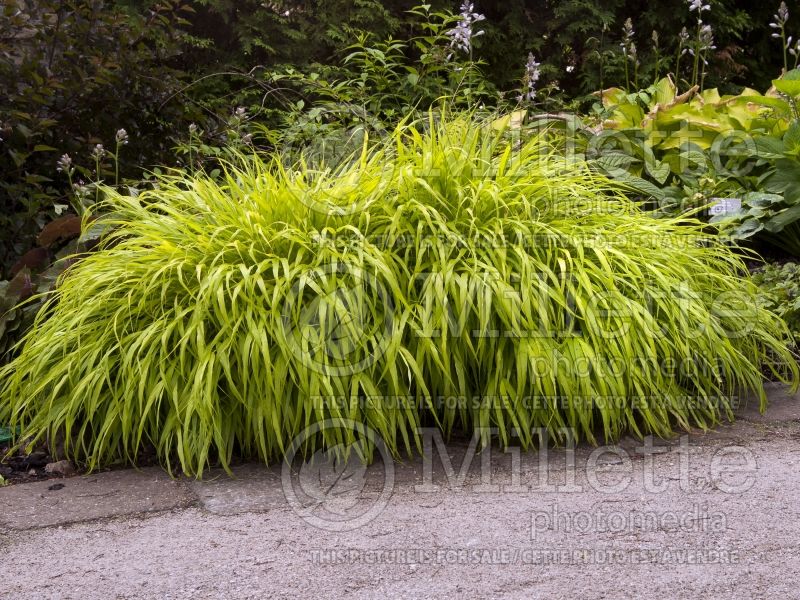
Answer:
[2, 387, 799, 599]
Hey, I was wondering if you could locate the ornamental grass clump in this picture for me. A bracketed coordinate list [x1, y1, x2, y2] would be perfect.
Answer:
[1, 115, 796, 476]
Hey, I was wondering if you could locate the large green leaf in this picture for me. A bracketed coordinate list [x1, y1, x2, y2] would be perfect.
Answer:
[754, 136, 787, 159]
[646, 160, 671, 185]
[733, 218, 764, 239]
[784, 122, 800, 156]
[743, 192, 785, 208]
[610, 103, 645, 129]
[738, 95, 792, 113]
[653, 77, 677, 106]
[763, 159, 800, 195]
[773, 69, 800, 97]
[766, 204, 800, 233]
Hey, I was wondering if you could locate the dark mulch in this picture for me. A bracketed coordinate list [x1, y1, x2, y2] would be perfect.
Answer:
[0, 443, 58, 485]
[1, 440, 167, 486]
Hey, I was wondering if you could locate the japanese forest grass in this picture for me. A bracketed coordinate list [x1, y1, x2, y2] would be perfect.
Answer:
[1, 116, 797, 476]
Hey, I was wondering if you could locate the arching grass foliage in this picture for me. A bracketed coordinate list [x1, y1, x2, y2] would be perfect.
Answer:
[1, 115, 796, 475]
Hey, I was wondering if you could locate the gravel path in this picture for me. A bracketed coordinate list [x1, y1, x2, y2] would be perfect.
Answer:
[2, 386, 799, 599]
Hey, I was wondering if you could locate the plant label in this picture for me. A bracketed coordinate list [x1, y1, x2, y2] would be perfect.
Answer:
[709, 198, 742, 216]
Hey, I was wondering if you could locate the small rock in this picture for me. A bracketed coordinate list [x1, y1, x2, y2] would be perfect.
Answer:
[45, 460, 76, 476]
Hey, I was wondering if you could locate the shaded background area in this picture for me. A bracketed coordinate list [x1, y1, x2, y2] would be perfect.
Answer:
[0, 0, 790, 273]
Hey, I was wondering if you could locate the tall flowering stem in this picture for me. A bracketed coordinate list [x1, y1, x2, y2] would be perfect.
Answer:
[188, 123, 198, 174]
[56, 154, 82, 215]
[790, 38, 800, 70]
[91, 143, 106, 204]
[620, 18, 635, 92]
[114, 128, 128, 186]
[675, 27, 690, 87]
[652, 30, 661, 83]
[698, 24, 716, 90]
[687, 0, 711, 89]
[518, 53, 541, 102]
[771, 2, 791, 74]
[446, 2, 486, 60]
[445, 2, 486, 106]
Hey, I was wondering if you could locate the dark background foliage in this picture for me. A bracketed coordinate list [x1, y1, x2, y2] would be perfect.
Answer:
[0, 0, 791, 274]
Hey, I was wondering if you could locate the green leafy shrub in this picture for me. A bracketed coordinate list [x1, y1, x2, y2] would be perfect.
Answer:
[256, 2, 497, 158]
[0, 211, 106, 364]
[706, 70, 800, 254]
[753, 261, 800, 339]
[0, 0, 195, 273]
[587, 76, 788, 206]
[568, 70, 800, 256]
[4, 0, 798, 277]
[1, 115, 796, 476]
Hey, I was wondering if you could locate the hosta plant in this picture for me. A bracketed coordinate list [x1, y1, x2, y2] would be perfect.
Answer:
[753, 261, 800, 340]
[0, 115, 796, 476]
[591, 70, 800, 254]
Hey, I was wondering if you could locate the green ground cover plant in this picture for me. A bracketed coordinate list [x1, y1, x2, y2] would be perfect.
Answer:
[753, 261, 800, 339]
[0, 115, 796, 475]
